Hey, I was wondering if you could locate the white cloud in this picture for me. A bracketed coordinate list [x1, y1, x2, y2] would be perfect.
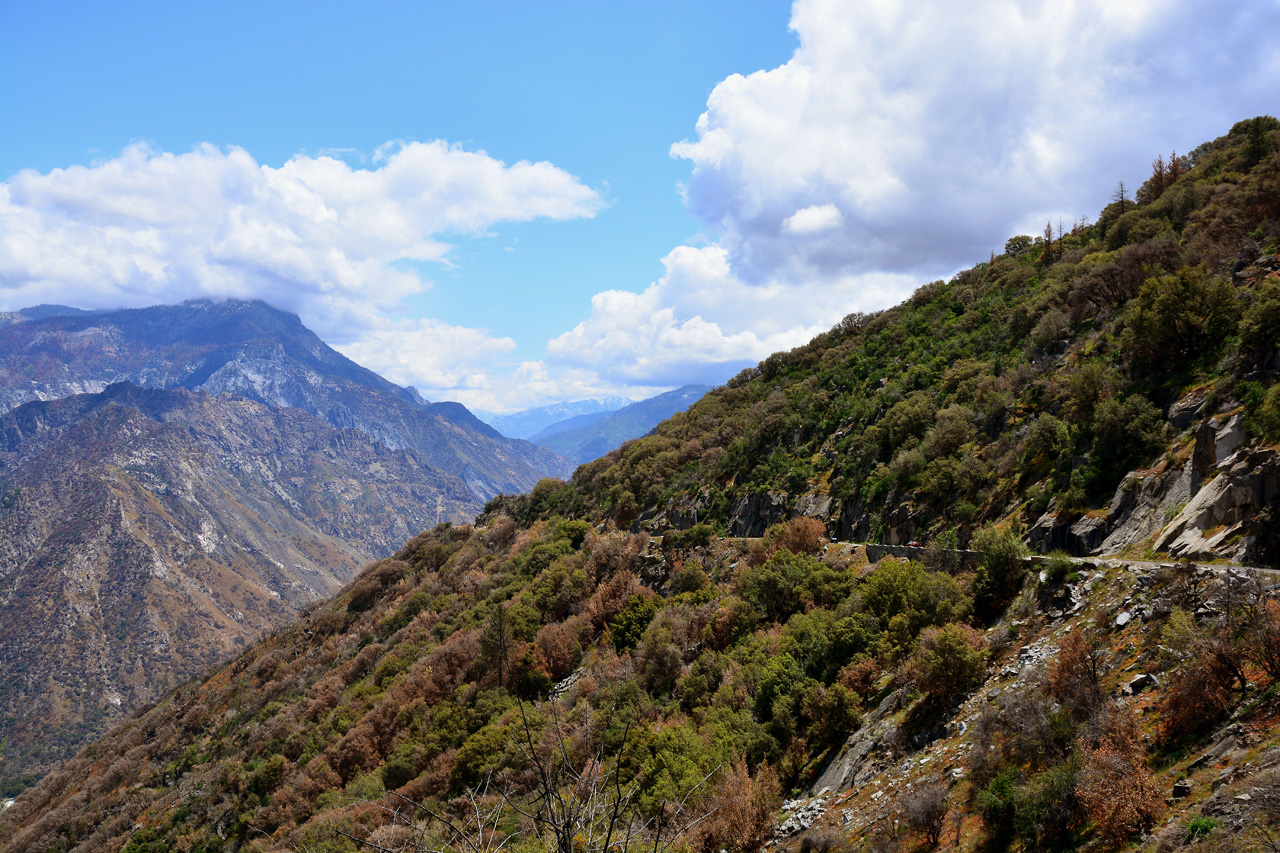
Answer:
[783, 204, 843, 235]
[542, 0, 1280, 397]
[337, 318, 518, 395]
[6, 1, 1277, 414]
[0, 140, 603, 391]
[671, 0, 1280, 284]
[544, 244, 913, 387]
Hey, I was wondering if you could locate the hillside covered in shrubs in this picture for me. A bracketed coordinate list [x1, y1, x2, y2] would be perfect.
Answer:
[510, 117, 1280, 565]
[3, 118, 1280, 853]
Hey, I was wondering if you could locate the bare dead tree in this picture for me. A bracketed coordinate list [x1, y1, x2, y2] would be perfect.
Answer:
[1112, 180, 1130, 214]
[901, 778, 949, 846]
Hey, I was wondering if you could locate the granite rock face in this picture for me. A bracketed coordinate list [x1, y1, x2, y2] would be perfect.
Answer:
[1028, 400, 1279, 566]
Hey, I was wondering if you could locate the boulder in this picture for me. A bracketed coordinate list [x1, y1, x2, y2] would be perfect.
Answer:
[1154, 449, 1280, 563]
[1098, 461, 1194, 556]
[1193, 413, 1246, 479]
[727, 491, 790, 538]
[1125, 673, 1158, 694]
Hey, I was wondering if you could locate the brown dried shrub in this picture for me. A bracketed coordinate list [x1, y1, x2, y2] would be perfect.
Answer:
[585, 569, 641, 630]
[1159, 642, 1238, 744]
[692, 756, 781, 853]
[838, 657, 883, 705]
[535, 619, 584, 682]
[749, 517, 827, 565]
[900, 778, 950, 846]
[482, 516, 517, 551]
[1078, 708, 1163, 846]
[1249, 597, 1280, 680]
[585, 530, 647, 578]
[1047, 626, 1106, 719]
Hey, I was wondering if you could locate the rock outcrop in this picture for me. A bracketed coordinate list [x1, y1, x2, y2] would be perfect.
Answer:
[1025, 400, 1278, 565]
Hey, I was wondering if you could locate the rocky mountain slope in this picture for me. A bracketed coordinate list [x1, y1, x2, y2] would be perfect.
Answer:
[0, 299, 572, 501]
[0, 301, 569, 792]
[0, 383, 480, 791]
[533, 384, 711, 464]
[2, 118, 1279, 853]
[528, 118, 1280, 569]
[3, 519, 1277, 852]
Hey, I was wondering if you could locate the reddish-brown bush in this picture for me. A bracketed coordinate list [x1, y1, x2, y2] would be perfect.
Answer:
[1078, 708, 1163, 846]
[534, 620, 583, 682]
[1249, 598, 1280, 680]
[692, 756, 781, 853]
[1159, 642, 1239, 744]
[585, 530, 647, 578]
[838, 658, 883, 704]
[1048, 626, 1105, 718]
[749, 517, 827, 565]
[585, 569, 641, 630]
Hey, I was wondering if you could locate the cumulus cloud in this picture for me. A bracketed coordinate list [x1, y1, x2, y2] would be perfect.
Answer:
[542, 0, 1280, 397]
[0, 140, 603, 386]
[672, 0, 1280, 285]
[6, 1, 1278, 412]
[544, 244, 913, 386]
[338, 318, 518, 396]
[783, 204, 843, 235]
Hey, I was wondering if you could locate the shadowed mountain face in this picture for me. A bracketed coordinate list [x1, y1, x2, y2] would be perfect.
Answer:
[0, 383, 484, 789]
[0, 299, 573, 501]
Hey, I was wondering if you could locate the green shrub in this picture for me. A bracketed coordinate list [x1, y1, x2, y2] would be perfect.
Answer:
[1244, 383, 1280, 443]
[668, 523, 715, 550]
[738, 549, 823, 622]
[673, 560, 709, 594]
[1040, 552, 1074, 586]
[1092, 394, 1166, 473]
[609, 593, 661, 652]
[1239, 277, 1280, 365]
[1123, 267, 1237, 370]
[971, 525, 1030, 618]
[858, 559, 971, 638]
[1186, 816, 1219, 839]
[906, 623, 988, 705]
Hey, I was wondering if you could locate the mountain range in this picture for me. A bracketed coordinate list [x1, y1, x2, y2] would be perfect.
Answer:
[482, 397, 632, 440]
[3, 118, 1280, 853]
[0, 300, 572, 501]
[0, 299, 572, 792]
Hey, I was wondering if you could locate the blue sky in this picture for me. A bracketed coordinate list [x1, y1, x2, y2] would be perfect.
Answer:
[2, 1, 1278, 411]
